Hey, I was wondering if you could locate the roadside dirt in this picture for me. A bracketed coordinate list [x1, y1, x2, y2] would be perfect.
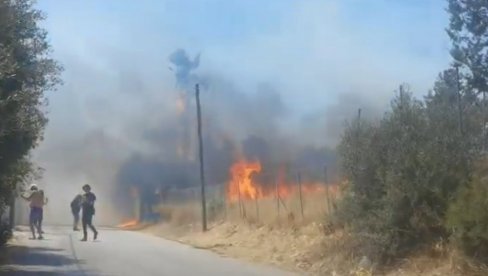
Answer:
[144, 221, 329, 274]
[142, 222, 471, 276]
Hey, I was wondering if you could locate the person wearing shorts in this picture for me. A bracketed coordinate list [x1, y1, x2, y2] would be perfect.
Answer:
[21, 184, 44, 240]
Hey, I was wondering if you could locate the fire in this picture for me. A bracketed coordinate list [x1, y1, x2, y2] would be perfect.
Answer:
[117, 219, 139, 229]
[275, 166, 288, 197]
[227, 159, 339, 203]
[228, 159, 262, 202]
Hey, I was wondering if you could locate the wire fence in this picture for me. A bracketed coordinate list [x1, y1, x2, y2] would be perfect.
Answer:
[153, 167, 341, 227]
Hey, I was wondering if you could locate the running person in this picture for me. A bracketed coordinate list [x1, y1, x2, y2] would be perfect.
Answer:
[21, 184, 44, 240]
[81, 184, 98, 241]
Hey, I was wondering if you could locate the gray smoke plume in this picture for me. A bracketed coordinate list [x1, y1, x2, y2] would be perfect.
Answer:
[33, 47, 375, 225]
[169, 49, 201, 91]
[112, 49, 338, 215]
[29, 0, 445, 226]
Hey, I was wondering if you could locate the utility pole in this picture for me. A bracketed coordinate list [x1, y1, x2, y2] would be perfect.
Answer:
[196, 84, 207, 231]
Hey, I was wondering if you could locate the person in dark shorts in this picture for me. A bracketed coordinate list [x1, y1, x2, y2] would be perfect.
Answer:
[71, 194, 82, 231]
[81, 184, 98, 241]
[21, 184, 44, 240]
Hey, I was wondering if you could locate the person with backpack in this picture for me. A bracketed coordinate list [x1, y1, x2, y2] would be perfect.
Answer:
[81, 184, 98, 241]
[70, 194, 82, 231]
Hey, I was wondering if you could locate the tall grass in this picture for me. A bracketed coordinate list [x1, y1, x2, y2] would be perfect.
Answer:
[157, 189, 336, 228]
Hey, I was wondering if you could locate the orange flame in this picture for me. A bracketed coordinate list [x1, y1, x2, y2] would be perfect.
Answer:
[227, 159, 339, 203]
[228, 159, 262, 202]
[117, 219, 139, 229]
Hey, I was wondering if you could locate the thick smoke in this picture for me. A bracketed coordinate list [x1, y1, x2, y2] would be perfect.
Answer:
[113, 49, 341, 207]
[33, 48, 365, 225]
[169, 49, 200, 91]
[27, 0, 447, 226]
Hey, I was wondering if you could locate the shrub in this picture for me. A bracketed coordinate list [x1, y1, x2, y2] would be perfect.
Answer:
[447, 158, 488, 261]
[335, 84, 477, 263]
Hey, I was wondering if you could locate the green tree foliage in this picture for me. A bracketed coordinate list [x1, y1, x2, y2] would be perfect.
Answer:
[423, 69, 478, 208]
[0, 0, 61, 212]
[337, 87, 434, 262]
[447, 0, 488, 94]
[336, 77, 484, 262]
[447, 157, 488, 262]
[445, 0, 488, 261]
[335, 0, 488, 263]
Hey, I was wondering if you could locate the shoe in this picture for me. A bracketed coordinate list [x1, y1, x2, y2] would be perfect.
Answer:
[37, 236, 44, 240]
[94, 232, 98, 240]
[73, 228, 80, 231]
[80, 237, 87, 242]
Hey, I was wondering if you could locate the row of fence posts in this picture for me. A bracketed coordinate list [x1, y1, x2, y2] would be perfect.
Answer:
[226, 166, 332, 222]
[194, 82, 343, 230]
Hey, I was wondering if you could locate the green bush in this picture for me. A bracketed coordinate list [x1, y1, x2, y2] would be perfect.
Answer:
[333, 0, 488, 265]
[447, 158, 488, 261]
[335, 82, 478, 263]
[0, 0, 61, 212]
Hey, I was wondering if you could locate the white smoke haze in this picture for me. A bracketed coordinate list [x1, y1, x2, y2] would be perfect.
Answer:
[29, 0, 449, 225]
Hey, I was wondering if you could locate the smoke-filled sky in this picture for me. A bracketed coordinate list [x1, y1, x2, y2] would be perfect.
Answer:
[31, 0, 450, 224]
[37, 0, 449, 109]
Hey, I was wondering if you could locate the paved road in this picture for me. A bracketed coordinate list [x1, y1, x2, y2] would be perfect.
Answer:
[0, 226, 298, 276]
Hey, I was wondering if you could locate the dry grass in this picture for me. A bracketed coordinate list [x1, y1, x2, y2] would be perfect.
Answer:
[223, 190, 333, 228]
[156, 189, 334, 229]
[150, 192, 487, 275]
[144, 220, 332, 274]
[156, 202, 200, 226]
[148, 191, 348, 275]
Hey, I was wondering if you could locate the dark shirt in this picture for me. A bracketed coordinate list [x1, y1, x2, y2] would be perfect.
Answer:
[70, 194, 82, 212]
[82, 192, 96, 215]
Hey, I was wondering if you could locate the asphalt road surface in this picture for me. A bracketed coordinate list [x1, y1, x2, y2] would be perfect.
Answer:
[0, 226, 298, 276]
